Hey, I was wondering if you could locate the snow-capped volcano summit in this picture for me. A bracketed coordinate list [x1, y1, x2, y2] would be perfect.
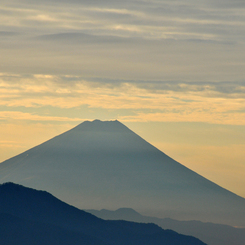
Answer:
[0, 120, 244, 226]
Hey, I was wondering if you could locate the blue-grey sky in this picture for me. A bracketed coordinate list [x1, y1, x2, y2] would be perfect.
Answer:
[0, 0, 245, 197]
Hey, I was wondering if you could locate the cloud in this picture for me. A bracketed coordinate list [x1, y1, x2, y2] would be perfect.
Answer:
[0, 73, 244, 125]
[133, 80, 245, 97]
[0, 31, 19, 37]
[0, 1, 245, 124]
[1, 0, 245, 42]
[119, 110, 245, 125]
[0, 111, 82, 122]
[1, 0, 245, 83]
[0, 140, 21, 148]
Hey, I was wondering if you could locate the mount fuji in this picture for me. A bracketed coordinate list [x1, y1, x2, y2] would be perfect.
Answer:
[0, 120, 244, 226]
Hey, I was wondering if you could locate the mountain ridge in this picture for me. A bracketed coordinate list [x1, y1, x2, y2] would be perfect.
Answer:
[0, 182, 206, 245]
[0, 120, 244, 226]
[86, 207, 245, 245]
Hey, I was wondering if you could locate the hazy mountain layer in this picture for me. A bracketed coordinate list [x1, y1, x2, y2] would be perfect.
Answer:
[0, 120, 244, 226]
[87, 208, 245, 245]
[0, 183, 206, 245]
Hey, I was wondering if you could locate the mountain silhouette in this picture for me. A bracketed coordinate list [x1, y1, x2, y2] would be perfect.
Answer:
[0, 182, 206, 245]
[87, 208, 245, 245]
[0, 119, 244, 226]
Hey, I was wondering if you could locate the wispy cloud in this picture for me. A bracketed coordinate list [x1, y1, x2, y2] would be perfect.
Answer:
[1, 0, 245, 82]
[1, 73, 244, 125]
[0, 111, 83, 122]
[1, 0, 245, 41]
[0, 140, 21, 148]
[1, 1, 245, 124]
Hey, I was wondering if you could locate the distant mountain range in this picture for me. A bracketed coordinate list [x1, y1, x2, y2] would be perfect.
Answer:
[0, 120, 244, 226]
[87, 208, 245, 245]
[0, 182, 206, 245]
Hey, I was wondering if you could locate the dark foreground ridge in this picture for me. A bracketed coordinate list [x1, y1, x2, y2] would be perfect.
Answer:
[0, 119, 244, 226]
[0, 182, 206, 245]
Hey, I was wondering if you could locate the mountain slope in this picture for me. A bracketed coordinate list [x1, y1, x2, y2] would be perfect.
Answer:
[0, 183, 206, 245]
[0, 213, 109, 245]
[87, 208, 245, 245]
[0, 119, 244, 226]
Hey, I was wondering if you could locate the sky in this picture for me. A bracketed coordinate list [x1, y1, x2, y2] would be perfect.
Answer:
[0, 0, 245, 197]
